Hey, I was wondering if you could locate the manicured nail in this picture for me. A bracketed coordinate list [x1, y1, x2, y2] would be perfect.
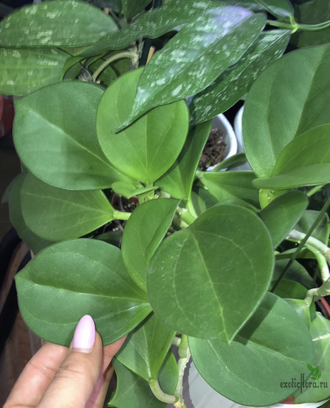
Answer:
[72, 315, 95, 353]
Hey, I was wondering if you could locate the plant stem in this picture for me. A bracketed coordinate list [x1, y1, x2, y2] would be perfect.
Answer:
[307, 184, 325, 197]
[287, 230, 330, 281]
[271, 196, 330, 292]
[172, 336, 182, 347]
[113, 210, 131, 221]
[176, 207, 195, 225]
[149, 379, 177, 404]
[174, 335, 191, 408]
[267, 18, 330, 33]
[92, 51, 137, 81]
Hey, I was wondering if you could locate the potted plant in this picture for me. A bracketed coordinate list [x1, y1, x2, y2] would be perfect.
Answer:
[2, 0, 330, 407]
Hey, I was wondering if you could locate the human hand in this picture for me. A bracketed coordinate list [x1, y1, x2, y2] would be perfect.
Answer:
[4, 315, 126, 408]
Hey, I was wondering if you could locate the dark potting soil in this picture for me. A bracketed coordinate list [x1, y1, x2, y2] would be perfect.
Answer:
[199, 129, 226, 169]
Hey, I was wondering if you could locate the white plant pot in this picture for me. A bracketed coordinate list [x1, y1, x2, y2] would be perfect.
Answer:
[206, 113, 237, 172]
[233, 105, 252, 171]
[178, 362, 329, 408]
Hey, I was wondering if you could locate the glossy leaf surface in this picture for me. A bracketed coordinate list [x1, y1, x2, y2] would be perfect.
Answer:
[147, 205, 274, 342]
[122, 199, 178, 291]
[199, 171, 259, 206]
[295, 210, 330, 244]
[259, 190, 308, 248]
[112, 182, 157, 200]
[243, 45, 330, 178]
[16, 239, 151, 346]
[191, 186, 219, 216]
[255, 0, 293, 20]
[21, 173, 115, 241]
[285, 299, 311, 329]
[0, 48, 68, 96]
[190, 30, 290, 125]
[14, 81, 129, 190]
[9, 173, 53, 254]
[117, 8, 266, 130]
[190, 292, 315, 406]
[253, 125, 330, 189]
[0, 0, 117, 47]
[157, 121, 212, 199]
[273, 279, 309, 300]
[294, 313, 330, 403]
[97, 69, 189, 184]
[116, 313, 175, 381]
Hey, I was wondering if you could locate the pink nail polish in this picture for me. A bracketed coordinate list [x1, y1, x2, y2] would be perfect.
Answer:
[72, 315, 95, 352]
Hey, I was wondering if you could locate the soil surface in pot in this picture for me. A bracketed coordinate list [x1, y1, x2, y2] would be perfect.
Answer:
[199, 128, 226, 169]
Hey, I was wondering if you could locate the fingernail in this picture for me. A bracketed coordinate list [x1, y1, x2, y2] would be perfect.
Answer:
[72, 315, 95, 353]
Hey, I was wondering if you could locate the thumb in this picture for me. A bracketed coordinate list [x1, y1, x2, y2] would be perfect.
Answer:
[38, 315, 103, 408]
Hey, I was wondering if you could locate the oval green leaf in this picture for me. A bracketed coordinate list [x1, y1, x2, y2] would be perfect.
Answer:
[116, 8, 266, 130]
[243, 45, 330, 178]
[295, 210, 330, 245]
[189, 292, 315, 406]
[116, 313, 175, 381]
[0, 0, 117, 47]
[97, 69, 189, 185]
[122, 198, 179, 291]
[147, 205, 274, 342]
[253, 124, 330, 189]
[15, 239, 151, 346]
[259, 190, 308, 248]
[21, 173, 116, 241]
[14, 81, 129, 190]
[0, 48, 69, 96]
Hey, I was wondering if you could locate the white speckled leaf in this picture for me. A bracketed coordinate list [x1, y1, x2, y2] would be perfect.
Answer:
[0, 48, 68, 96]
[83, 0, 222, 56]
[190, 30, 290, 125]
[0, 0, 117, 47]
[116, 7, 266, 131]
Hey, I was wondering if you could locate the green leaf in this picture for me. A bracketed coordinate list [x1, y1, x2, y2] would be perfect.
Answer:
[209, 153, 247, 172]
[116, 313, 175, 381]
[291, 0, 330, 48]
[109, 359, 167, 408]
[14, 81, 129, 190]
[294, 313, 330, 403]
[157, 121, 212, 200]
[284, 299, 311, 329]
[295, 210, 330, 245]
[190, 30, 290, 125]
[9, 173, 54, 254]
[253, 125, 330, 189]
[243, 45, 330, 178]
[191, 186, 219, 216]
[0, 0, 117, 47]
[307, 363, 315, 372]
[0, 48, 69, 96]
[116, 8, 266, 130]
[15, 239, 151, 346]
[20, 173, 116, 241]
[259, 190, 308, 248]
[122, 0, 152, 20]
[273, 259, 315, 289]
[189, 292, 315, 406]
[157, 351, 178, 395]
[122, 198, 178, 291]
[147, 205, 274, 342]
[94, 231, 123, 247]
[199, 171, 259, 207]
[83, 0, 227, 57]
[97, 69, 189, 185]
[112, 182, 158, 200]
